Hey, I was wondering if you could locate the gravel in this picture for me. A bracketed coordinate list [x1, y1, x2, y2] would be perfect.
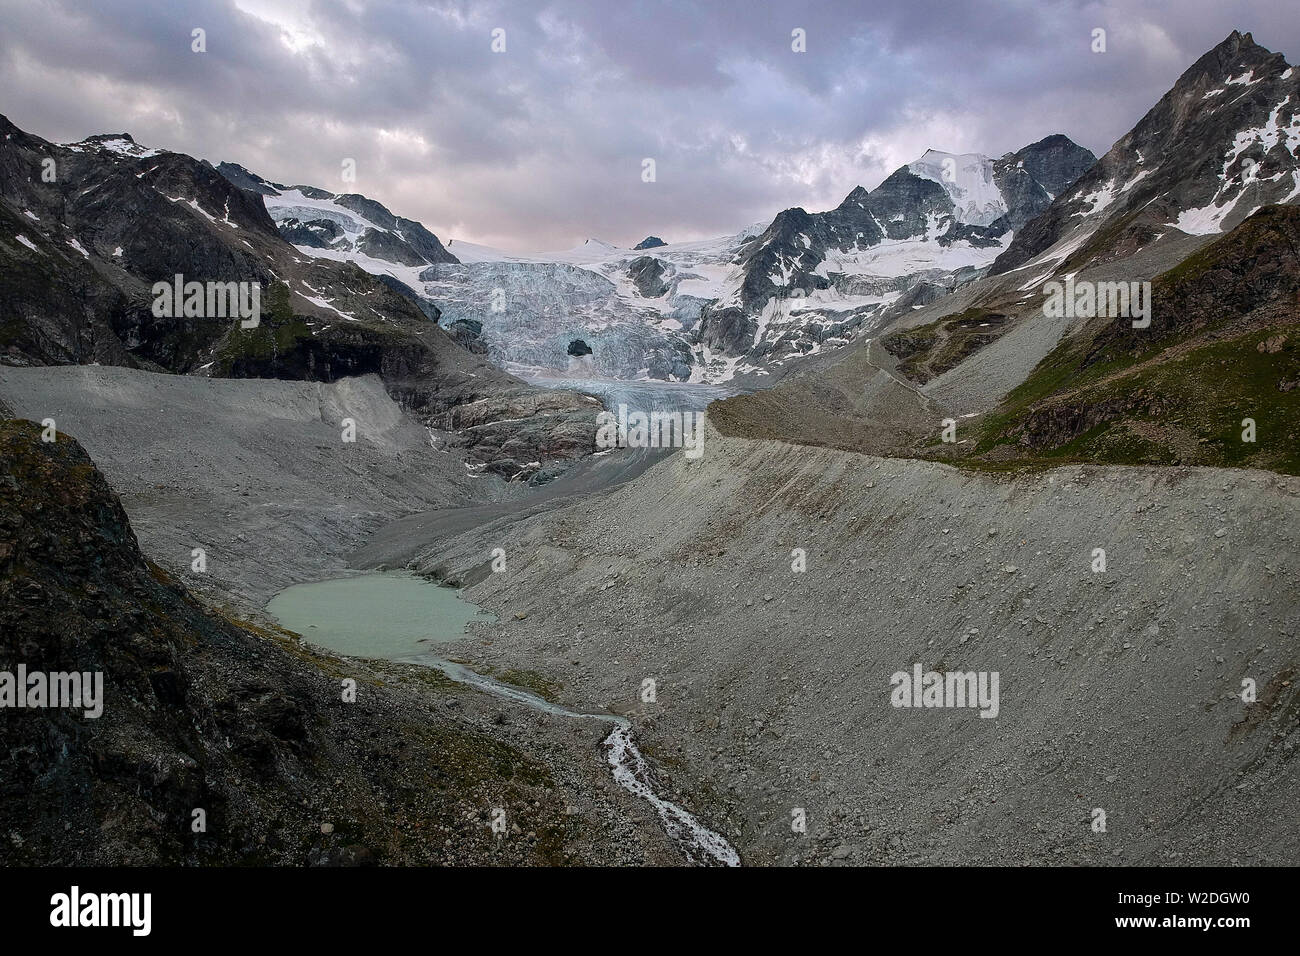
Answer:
[0, 365, 489, 607]
[413, 425, 1300, 866]
[7, 363, 1297, 867]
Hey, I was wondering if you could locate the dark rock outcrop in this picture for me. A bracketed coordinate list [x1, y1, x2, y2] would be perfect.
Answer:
[627, 256, 669, 297]
[992, 31, 1300, 276]
[448, 318, 489, 354]
[277, 216, 344, 248]
[0, 420, 604, 864]
[214, 161, 281, 196]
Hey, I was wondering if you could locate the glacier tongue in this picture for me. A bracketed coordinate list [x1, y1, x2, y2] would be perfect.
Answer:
[419, 260, 699, 381]
[415, 231, 762, 382]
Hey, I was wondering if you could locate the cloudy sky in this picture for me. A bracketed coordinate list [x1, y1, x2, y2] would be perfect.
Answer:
[1, 0, 1296, 252]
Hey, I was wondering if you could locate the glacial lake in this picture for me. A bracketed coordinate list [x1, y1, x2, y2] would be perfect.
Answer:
[266, 571, 492, 660]
[266, 569, 740, 865]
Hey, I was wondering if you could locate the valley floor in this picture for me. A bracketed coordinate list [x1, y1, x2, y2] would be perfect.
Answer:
[4, 365, 1297, 865]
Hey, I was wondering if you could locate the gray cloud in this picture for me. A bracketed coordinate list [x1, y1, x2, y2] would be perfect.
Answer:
[1, 0, 1296, 251]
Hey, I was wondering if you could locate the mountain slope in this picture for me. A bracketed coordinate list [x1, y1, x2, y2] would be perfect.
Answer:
[711, 31, 1300, 470]
[0, 418, 677, 865]
[695, 135, 1095, 376]
[412, 423, 1300, 865]
[0, 117, 595, 476]
[960, 204, 1300, 473]
[217, 162, 460, 269]
[992, 30, 1300, 279]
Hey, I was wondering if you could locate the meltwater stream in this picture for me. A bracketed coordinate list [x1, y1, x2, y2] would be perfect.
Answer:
[429, 658, 739, 867]
[268, 571, 739, 867]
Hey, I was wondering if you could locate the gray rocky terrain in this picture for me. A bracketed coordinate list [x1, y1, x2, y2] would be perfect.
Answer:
[405, 426, 1300, 865]
[0, 418, 682, 866]
[3, 27, 1298, 870]
[0, 365, 489, 607]
[7, 353, 1295, 865]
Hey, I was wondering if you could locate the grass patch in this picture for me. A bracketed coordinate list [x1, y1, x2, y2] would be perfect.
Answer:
[212, 282, 310, 370]
[963, 325, 1300, 473]
[497, 668, 563, 703]
[881, 308, 1009, 384]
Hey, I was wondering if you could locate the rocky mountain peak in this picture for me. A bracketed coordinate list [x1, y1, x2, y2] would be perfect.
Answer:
[83, 132, 136, 144]
[215, 161, 282, 196]
[69, 131, 167, 159]
[226, 166, 461, 267]
[1158, 30, 1289, 107]
[992, 30, 1300, 277]
[839, 185, 870, 208]
[1005, 135, 1098, 199]
[695, 133, 1095, 372]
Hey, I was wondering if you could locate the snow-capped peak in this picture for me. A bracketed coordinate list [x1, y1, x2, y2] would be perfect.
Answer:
[908, 149, 1008, 226]
[66, 133, 166, 159]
